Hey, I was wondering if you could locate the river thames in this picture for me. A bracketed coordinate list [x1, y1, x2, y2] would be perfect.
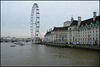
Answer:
[1, 42, 99, 66]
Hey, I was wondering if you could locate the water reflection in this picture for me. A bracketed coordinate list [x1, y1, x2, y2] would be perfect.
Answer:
[1, 42, 99, 66]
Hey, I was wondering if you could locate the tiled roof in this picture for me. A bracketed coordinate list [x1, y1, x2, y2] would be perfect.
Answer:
[80, 16, 100, 27]
[70, 20, 78, 26]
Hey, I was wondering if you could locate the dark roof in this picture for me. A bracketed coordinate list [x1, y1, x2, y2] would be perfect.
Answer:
[52, 27, 68, 31]
[80, 16, 100, 27]
[70, 20, 78, 26]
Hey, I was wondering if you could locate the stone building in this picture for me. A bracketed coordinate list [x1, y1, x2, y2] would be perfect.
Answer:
[44, 12, 100, 45]
[51, 27, 68, 43]
[78, 12, 99, 45]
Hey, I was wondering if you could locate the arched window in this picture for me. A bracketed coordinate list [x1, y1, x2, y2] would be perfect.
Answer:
[97, 21, 98, 23]
[81, 25, 83, 29]
[96, 21, 99, 25]
[92, 24, 94, 26]
[91, 22, 93, 26]
[95, 22, 98, 26]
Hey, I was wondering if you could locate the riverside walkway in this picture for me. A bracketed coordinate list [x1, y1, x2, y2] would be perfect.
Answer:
[43, 43, 100, 51]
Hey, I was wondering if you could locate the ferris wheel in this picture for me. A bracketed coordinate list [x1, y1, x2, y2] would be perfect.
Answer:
[30, 3, 40, 44]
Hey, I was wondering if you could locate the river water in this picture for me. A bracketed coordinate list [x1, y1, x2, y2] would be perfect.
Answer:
[1, 42, 99, 66]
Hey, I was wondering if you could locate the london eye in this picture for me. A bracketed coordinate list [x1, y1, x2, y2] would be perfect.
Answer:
[30, 3, 40, 44]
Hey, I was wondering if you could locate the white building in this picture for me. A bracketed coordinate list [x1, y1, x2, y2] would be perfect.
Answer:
[44, 12, 100, 45]
[51, 27, 69, 43]
[44, 31, 53, 43]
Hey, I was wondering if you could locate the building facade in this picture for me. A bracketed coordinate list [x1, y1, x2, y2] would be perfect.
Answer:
[44, 12, 100, 45]
[78, 12, 99, 45]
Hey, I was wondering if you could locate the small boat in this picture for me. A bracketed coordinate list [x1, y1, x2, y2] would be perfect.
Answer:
[19, 42, 25, 46]
[10, 45, 16, 47]
[13, 42, 25, 46]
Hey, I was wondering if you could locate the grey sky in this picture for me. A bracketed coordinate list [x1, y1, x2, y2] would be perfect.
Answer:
[1, 1, 99, 38]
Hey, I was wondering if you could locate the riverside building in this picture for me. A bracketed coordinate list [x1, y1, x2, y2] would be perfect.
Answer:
[78, 12, 99, 45]
[44, 12, 100, 45]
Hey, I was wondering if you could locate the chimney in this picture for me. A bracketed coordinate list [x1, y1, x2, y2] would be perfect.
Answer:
[78, 16, 81, 26]
[93, 12, 96, 21]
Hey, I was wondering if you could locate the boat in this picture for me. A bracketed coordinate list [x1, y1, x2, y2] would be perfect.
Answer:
[13, 42, 18, 44]
[13, 42, 25, 46]
[10, 45, 16, 47]
[19, 42, 25, 46]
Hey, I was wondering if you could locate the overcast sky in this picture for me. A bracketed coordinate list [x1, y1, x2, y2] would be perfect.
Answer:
[1, 1, 99, 38]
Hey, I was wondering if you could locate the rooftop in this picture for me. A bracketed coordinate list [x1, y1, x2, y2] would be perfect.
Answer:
[52, 26, 68, 31]
[70, 20, 78, 26]
[80, 16, 100, 27]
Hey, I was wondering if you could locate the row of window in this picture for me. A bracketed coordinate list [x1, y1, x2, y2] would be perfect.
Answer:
[79, 38, 98, 41]
[79, 27, 98, 31]
[79, 30, 98, 34]
[79, 34, 98, 37]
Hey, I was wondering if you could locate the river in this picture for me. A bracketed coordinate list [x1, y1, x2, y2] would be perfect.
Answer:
[1, 42, 99, 66]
